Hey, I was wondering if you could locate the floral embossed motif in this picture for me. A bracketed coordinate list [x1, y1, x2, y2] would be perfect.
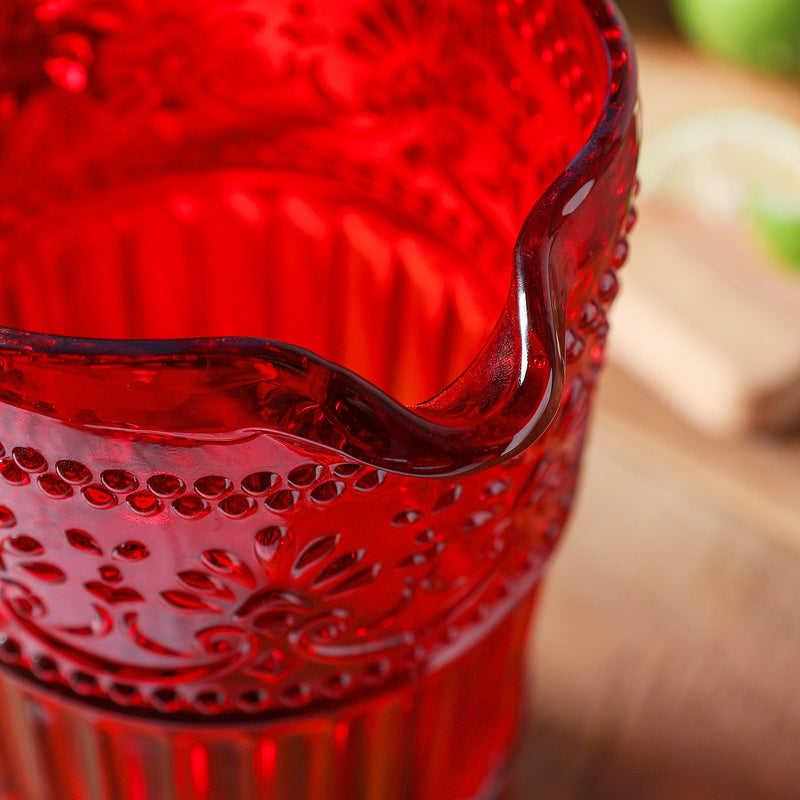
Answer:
[0, 525, 262, 696]
[0, 189, 630, 714]
[0, 0, 638, 722]
[0, 200, 626, 712]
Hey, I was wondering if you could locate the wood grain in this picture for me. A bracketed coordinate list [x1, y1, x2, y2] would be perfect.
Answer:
[610, 201, 800, 433]
[505, 363, 800, 800]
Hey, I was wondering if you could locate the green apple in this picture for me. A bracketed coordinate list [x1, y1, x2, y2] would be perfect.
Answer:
[671, 0, 800, 77]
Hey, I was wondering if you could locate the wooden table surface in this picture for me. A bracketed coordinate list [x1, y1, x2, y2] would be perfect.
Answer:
[505, 30, 800, 800]
[507, 364, 800, 800]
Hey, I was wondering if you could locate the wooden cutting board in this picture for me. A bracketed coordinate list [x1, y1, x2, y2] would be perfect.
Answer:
[608, 41, 800, 435]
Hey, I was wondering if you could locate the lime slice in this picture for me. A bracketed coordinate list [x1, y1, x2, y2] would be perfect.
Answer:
[748, 191, 800, 269]
[641, 109, 800, 270]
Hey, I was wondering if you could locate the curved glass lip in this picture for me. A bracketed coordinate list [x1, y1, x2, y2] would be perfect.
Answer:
[0, 0, 638, 476]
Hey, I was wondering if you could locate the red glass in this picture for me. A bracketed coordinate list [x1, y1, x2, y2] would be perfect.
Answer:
[0, 1, 638, 798]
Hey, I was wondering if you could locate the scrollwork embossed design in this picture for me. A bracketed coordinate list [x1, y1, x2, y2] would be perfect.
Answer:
[0, 0, 638, 719]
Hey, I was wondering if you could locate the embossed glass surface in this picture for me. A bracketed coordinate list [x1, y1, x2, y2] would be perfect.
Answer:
[0, 1, 638, 799]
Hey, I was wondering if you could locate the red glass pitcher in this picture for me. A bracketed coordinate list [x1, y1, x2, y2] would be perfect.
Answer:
[0, 1, 638, 798]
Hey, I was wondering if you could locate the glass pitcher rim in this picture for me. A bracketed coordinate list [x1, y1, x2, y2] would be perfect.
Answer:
[0, 0, 638, 478]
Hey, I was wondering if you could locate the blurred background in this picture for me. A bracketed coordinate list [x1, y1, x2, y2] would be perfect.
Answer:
[508, 0, 800, 798]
